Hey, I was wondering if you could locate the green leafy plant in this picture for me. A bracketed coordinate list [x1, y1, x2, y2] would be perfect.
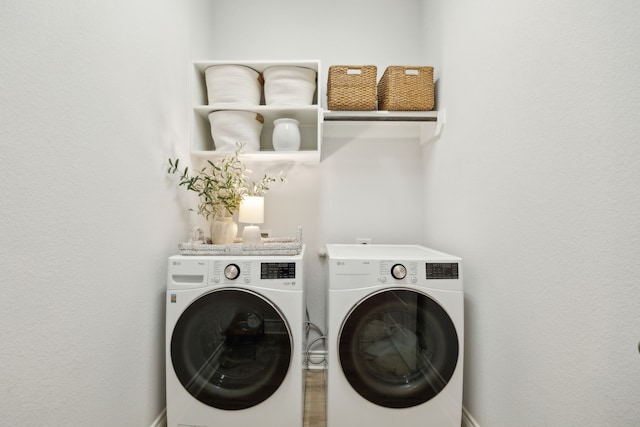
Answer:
[168, 145, 286, 220]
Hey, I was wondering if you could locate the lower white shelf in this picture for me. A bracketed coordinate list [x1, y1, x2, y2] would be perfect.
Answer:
[190, 149, 320, 163]
[189, 109, 445, 162]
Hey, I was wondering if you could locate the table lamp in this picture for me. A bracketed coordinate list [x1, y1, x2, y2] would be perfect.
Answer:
[239, 196, 264, 245]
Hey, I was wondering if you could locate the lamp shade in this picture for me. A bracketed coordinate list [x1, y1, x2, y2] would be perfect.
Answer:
[239, 196, 264, 224]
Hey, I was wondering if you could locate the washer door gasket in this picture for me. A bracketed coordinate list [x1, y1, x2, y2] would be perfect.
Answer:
[171, 288, 292, 410]
[339, 288, 459, 408]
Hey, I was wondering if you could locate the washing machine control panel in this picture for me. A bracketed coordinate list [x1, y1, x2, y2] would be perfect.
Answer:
[260, 262, 296, 279]
[209, 259, 302, 289]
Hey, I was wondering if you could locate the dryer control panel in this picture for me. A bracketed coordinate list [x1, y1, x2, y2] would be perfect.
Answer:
[426, 262, 459, 279]
[378, 261, 419, 284]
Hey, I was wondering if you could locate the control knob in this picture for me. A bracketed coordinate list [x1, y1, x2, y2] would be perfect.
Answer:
[224, 264, 240, 280]
[391, 263, 407, 280]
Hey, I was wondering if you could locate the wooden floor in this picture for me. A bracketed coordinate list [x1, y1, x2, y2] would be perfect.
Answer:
[303, 369, 326, 427]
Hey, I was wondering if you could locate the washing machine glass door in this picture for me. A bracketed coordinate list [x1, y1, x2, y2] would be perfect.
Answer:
[339, 288, 459, 408]
[171, 288, 292, 410]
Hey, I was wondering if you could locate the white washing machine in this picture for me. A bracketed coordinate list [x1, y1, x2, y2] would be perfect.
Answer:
[326, 244, 463, 427]
[165, 247, 305, 427]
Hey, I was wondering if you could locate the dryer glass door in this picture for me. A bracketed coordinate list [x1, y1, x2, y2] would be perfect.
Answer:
[339, 288, 459, 408]
[171, 288, 292, 410]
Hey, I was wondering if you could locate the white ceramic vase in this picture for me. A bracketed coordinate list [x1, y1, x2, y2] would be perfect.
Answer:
[210, 215, 238, 245]
[272, 118, 301, 151]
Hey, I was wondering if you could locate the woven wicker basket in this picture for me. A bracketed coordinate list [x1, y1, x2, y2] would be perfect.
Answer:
[378, 66, 434, 111]
[327, 65, 377, 111]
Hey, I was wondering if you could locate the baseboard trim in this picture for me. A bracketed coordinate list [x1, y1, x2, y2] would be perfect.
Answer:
[150, 408, 167, 427]
[462, 406, 480, 427]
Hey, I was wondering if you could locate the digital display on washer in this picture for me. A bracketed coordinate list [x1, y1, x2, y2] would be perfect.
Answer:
[261, 262, 296, 279]
[426, 263, 459, 279]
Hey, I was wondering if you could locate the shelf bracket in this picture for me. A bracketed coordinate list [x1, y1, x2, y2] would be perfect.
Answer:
[420, 108, 446, 145]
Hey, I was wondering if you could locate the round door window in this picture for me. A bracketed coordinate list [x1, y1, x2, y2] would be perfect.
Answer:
[171, 288, 292, 410]
[339, 288, 459, 408]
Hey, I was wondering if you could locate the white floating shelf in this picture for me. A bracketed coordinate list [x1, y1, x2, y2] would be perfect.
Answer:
[323, 109, 445, 145]
[323, 110, 438, 121]
[190, 149, 320, 163]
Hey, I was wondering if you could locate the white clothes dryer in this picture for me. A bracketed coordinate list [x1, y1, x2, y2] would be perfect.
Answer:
[326, 244, 463, 427]
[165, 247, 305, 427]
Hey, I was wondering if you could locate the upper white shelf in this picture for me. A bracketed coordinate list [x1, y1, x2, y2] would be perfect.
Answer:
[193, 60, 322, 77]
[323, 110, 445, 145]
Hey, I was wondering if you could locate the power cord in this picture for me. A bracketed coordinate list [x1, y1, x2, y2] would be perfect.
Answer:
[304, 308, 327, 368]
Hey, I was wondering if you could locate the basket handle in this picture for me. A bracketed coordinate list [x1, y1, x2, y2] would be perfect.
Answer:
[346, 67, 363, 75]
[404, 68, 420, 76]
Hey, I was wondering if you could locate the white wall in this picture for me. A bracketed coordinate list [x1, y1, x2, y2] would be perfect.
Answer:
[426, 0, 640, 425]
[0, 1, 190, 425]
[0, 0, 430, 424]
[5, 1, 637, 425]
[196, 0, 429, 344]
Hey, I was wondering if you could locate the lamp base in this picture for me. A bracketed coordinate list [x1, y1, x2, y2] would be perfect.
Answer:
[242, 225, 263, 245]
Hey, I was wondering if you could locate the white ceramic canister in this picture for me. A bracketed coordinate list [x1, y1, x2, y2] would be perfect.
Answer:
[208, 110, 264, 152]
[263, 66, 316, 105]
[210, 215, 238, 245]
[272, 118, 301, 151]
[204, 65, 262, 105]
